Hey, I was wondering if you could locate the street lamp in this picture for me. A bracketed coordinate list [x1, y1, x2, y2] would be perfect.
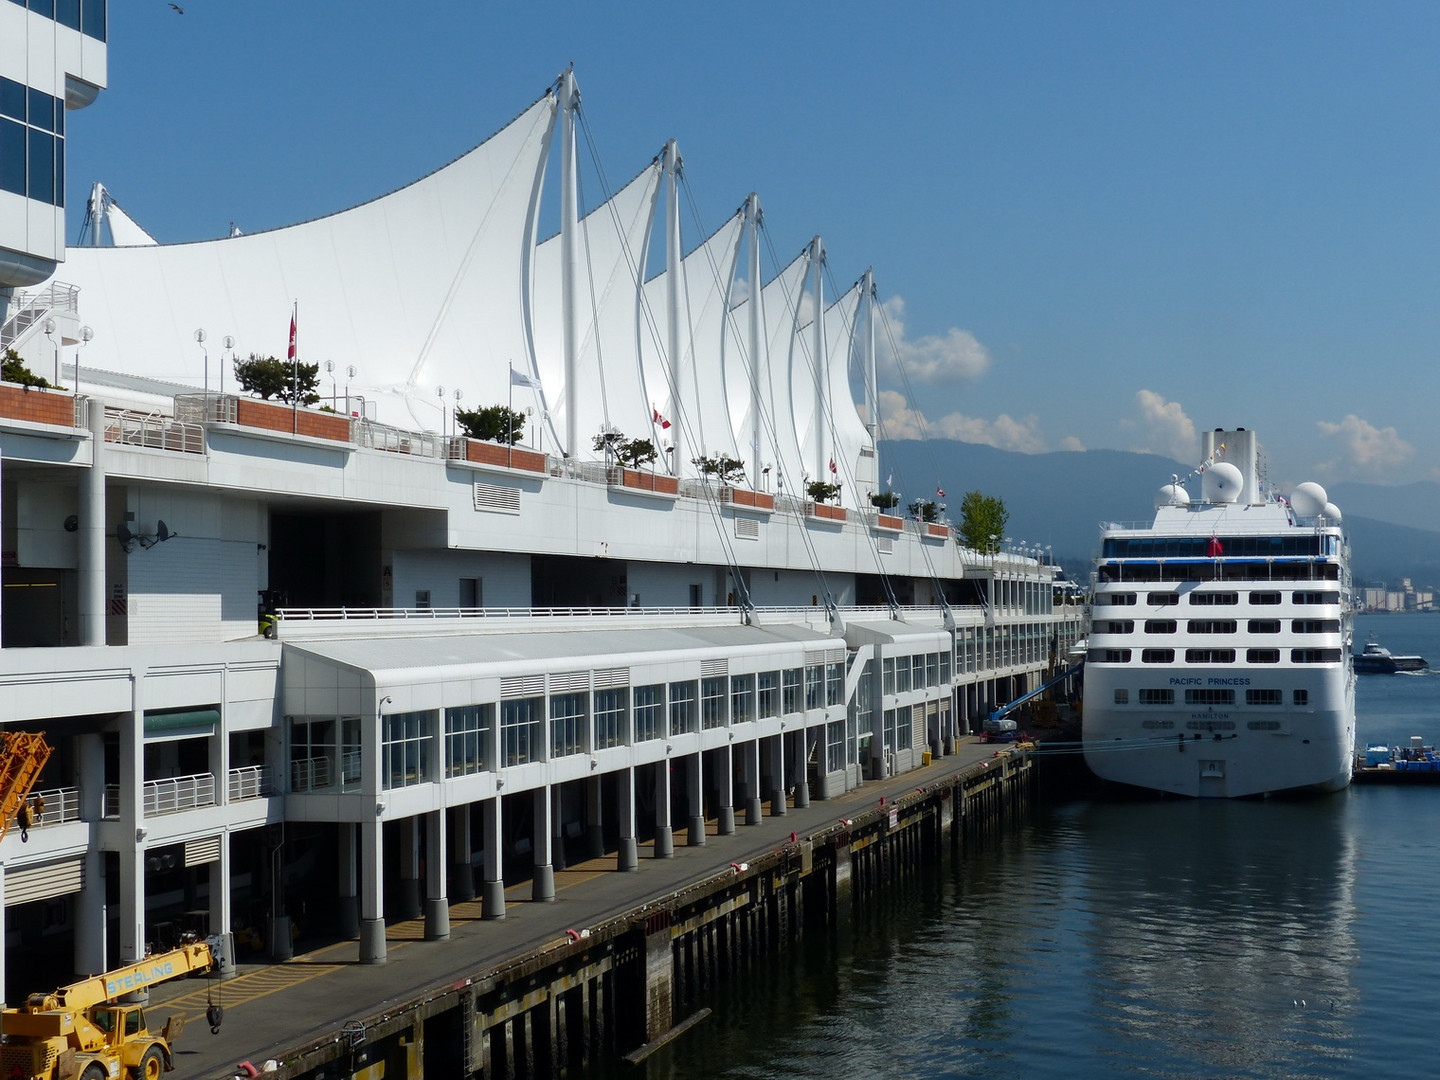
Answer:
[43, 318, 56, 384]
[222, 335, 235, 396]
[436, 385, 446, 438]
[194, 329, 208, 393]
[77, 325, 93, 394]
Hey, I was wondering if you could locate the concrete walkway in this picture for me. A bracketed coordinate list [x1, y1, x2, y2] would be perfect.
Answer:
[152, 739, 1011, 1079]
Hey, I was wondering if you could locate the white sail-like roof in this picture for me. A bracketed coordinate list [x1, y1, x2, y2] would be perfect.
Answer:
[531, 161, 662, 456]
[823, 283, 871, 494]
[56, 92, 558, 430]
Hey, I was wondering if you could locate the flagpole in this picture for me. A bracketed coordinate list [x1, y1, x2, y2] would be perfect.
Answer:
[508, 362, 514, 470]
[291, 300, 299, 435]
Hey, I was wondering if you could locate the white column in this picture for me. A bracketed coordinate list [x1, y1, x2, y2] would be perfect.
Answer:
[337, 822, 359, 938]
[119, 669, 147, 977]
[769, 735, 787, 816]
[560, 69, 581, 459]
[424, 810, 449, 940]
[654, 759, 673, 858]
[209, 838, 234, 974]
[74, 733, 107, 977]
[450, 806, 475, 902]
[359, 819, 386, 964]
[686, 752, 705, 847]
[664, 140, 683, 473]
[533, 786, 555, 901]
[717, 745, 735, 834]
[744, 739, 762, 825]
[793, 729, 810, 808]
[617, 767, 637, 870]
[116, 846, 146, 998]
[482, 795, 505, 919]
[78, 399, 105, 645]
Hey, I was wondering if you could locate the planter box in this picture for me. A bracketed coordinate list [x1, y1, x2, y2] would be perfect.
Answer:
[723, 487, 774, 511]
[0, 383, 76, 428]
[619, 468, 679, 494]
[235, 398, 352, 443]
[874, 513, 904, 532]
[464, 439, 547, 474]
[807, 502, 847, 523]
[925, 522, 950, 539]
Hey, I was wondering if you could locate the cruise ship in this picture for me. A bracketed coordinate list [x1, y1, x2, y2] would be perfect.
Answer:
[0, 10, 1080, 1001]
[1082, 429, 1355, 797]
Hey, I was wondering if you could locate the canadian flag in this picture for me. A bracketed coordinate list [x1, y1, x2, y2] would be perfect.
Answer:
[652, 406, 671, 430]
[828, 457, 837, 475]
[936, 485, 946, 498]
[287, 306, 297, 361]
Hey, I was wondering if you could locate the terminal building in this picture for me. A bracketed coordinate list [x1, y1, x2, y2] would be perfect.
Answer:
[0, 16, 1080, 999]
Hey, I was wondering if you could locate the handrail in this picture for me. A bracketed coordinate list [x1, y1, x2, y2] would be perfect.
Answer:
[273, 602, 1021, 623]
[104, 405, 204, 454]
[227, 763, 272, 801]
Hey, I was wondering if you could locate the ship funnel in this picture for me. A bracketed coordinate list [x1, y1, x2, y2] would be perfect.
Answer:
[1201, 428, 1259, 504]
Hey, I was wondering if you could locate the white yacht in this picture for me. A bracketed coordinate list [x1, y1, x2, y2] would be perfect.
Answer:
[1082, 428, 1355, 797]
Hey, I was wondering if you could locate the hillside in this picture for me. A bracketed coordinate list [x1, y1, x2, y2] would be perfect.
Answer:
[877, 439, 1439, 586]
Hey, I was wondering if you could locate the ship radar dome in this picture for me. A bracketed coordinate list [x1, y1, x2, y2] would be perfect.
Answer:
[1155, 483, 1190, 508]
[1322, 501, 1342, 523]
[1200, 461, 1243, 503]
[1289, 481, 1328, 518]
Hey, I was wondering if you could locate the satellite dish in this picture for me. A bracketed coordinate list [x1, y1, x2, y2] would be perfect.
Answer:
[156, 520, 174, 542]
[116, 521, 134, 550]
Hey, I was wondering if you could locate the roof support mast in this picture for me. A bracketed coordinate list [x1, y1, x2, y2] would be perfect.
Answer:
[746, 193, 763, 485]
[809, 236, 826, 486]
[559, 68, 581, 460]
[663, 140, 683, 474]
[863, 268, 877, 444]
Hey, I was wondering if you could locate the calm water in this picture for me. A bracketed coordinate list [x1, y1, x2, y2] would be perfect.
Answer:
[612, 614, 1440, 1080]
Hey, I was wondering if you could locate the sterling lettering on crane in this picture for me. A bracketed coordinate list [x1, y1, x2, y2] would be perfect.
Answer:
[106, 959, 177, 996]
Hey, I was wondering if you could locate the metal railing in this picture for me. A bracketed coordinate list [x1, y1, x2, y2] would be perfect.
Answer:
[104, 406, 204, 454]
[353, 419, 447, 459]
[227, 763, 272, 801]
[21, 785, 81, 829]
[106, 773, 217, 817]
[174, 393, 237, 425]
[0, 282, 80, 350]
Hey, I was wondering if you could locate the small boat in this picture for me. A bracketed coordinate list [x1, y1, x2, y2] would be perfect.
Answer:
[1353, 739, 1440, 783]
[1353, 641, 1427, 674]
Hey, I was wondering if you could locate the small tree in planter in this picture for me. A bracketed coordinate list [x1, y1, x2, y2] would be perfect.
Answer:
[908, 499, 939, 523]
[693, 453, 746, 485]
[457, 404, 528, 444]
[593, 432, 658, 471]
[870, 490, 900, 510]
[808, 480, 842, 504]
[2, 348, 52, 389]
[233, 353, 321, 405]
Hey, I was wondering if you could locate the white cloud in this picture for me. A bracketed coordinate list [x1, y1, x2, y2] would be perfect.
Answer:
[877, 390, 1046, 452]
[1130, 390, 1199, 462]
[879, 296, 991, 383]
[1059, 435, 1086, 452]
[1316, 415, 1413, 477]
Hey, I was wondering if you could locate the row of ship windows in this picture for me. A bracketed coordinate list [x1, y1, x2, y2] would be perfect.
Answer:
[1115, 688, 1309, 706]
[1093, 619, 1340, 635]
[4, 0, 106, 40]
[1096, 590, 1339, 607]
[1089, 648, 1343, 664]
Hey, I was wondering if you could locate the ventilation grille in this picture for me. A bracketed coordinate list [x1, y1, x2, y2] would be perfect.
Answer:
[5, 857, 83, 906]
[549, 671, 589, 693]
[501, 674, 546, 699]
[473, 483, 522, 514]
[701, 659, 729, 677]
[734, 517, 760, 540]
[185, 835, 221, 866]
[877, 537, 894, 555]
[593, 667, 630, 689]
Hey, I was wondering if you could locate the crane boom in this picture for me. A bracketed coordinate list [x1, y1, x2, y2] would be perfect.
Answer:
[18, 940, 217, 1014]
[0, 730, 52, 843]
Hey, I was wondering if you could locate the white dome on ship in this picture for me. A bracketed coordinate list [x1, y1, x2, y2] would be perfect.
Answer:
[1322, 501, 1342, 522]
[1201, 462, 1243, 504]
[1155, 483, 1190, 508]
[1289, 481, 1328, 518]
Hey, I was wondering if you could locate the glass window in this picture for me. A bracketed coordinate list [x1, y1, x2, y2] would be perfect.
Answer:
[1144, 620, 1176, 634]
[1147, 592, 1179, 606]
[549, 692, 587, 757]
[499, 697, 542, 766]
[1251, 592, 1282, 605]
[289, 717, 337, 792]
[444, 704, 492, 777]
[1293, 689, 1309, 706]
[30, 0, 53, 17]
[805, 664, 824, 709]
[1113, 688, 1129, 704]
[1099, 592, 1136, 606]
[669, 681, 697, 734]
[828, 661, 845, 706]
[826, 720, 846, 773]
[911, 655, 925, 690]
[757, 671, 779, 718]
[1189, 592, 1239, 606]
[1246, 689, 1283, 705]
[28, 88, 53, 133]
[82, 0, 107, 41]
[634, 684, 663, 742]
[782, 669, 802, 714]
[0, 78, 24, 123]
[1187, 620, 1237, 634]
[725, 674, 751, 726]
[895, 656, 911, 694]
[382, 710, 435, 789]
[1185, 649, 1236, 663]
[594, 688, 627, 750]
[0, 118, 25, 197]
[1184, 689, 1234, 706]
[1138, 688, 1173, 704]
[1089, 649, 1132, 663]
[1248, 620, 1281, 634]
[1292, 648, 1341, 664]
[882, 658, 895, 695]
[1096, 620, 1134, 634]
[1292, 619, 1337, 634]
[28, 128, 55, 206]
[1141, 649, 1174, 664]
[56, 0, 80, 29]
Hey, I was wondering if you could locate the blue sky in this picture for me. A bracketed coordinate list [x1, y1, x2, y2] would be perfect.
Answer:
[67, 1, 1440, 487]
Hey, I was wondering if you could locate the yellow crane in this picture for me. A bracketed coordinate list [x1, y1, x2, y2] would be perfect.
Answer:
[0, 730, 52, 843]
[0, 937, 220, 1080]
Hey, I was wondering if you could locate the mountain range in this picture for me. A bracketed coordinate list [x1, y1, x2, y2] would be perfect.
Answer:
[877, 440, 1439, 588]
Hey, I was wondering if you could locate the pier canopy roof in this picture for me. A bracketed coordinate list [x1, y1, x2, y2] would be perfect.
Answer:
[281, 621, 842, 716]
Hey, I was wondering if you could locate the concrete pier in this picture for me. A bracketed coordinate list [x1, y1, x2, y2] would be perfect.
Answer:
[145, 740, 1035, 1080]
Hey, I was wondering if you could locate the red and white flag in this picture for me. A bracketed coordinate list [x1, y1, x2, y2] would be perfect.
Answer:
[287, 305, 298, 361]
[652, 406, 671, 430]
[828, 457, 837, 475]
[936, 485, 946, 498]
